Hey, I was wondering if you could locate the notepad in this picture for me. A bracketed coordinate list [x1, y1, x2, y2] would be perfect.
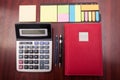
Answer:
[64, 23, 103, 76]
[40, 5, 57, 22]
[19, 5, 36, 22]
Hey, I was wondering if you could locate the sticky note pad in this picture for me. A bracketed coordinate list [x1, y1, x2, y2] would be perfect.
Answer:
[19, 5, 36, 22]
[40, 5, 57, 22]
[81, 4, 99, 10]
[58, 5, 69, 22]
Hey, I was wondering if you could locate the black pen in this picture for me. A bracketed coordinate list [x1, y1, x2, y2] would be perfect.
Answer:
[59, 34, 63, 67]
[54, 35, 59, 66]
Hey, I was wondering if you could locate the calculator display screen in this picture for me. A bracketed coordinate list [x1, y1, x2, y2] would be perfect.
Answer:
[20, 29, 48, 36]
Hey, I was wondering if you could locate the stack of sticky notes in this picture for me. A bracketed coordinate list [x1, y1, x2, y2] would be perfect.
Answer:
[40, 3, 100, 22]
[19, 5, 36, 22]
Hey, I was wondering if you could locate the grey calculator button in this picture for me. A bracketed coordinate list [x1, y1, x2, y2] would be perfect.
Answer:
[29, 55, 33, 59]
[24, 50, 29, 53]
[34, 55, 38, 59]
[24, 60, 29, 64]
[34, 46, 39, 49]
[40, 55, 44, 59]
[24, 55, 28, 59]
[44, 55, 49, 59]
[24, 65, 29, 69]
[40, 46, 44, 49]
[40, 61, 44, 69]
[25, 46, 29, 49]
[19, 55, 23, 59]
[44, 46, 49, 49]
[44, 42, 49, 45]
[19, 46, 23, 49]
[29, 60, 33, 64]
[40, 50, 44, 53]
[40, 66, 44, 69]
[19, 50, 23, 53]
[29, 50, 33, 53]
[44, 50, 49, 53]
[34, 65, 38, 69]
[29, 65, 33, 69]
[44, 60, 49, 64]
[33, 60, 38, 64]
[33, 50, 39, 53]
[40, 60, 44, 64]
[44, 66, 49, 69]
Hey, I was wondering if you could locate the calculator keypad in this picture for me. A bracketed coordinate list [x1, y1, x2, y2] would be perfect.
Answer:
[17, 41, 52, 72]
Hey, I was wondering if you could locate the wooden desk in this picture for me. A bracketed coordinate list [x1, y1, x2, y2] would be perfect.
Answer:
[0, 0, 120, 80]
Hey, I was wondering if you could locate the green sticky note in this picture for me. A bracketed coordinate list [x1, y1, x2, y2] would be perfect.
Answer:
[58, 5, 69, 14]
[40, 5, 57, 22]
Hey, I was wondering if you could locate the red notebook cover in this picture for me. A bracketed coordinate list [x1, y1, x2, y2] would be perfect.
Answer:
[64, 23, 103, 76]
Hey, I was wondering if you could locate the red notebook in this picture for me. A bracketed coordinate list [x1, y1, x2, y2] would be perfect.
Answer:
[64, 23, 103, 76]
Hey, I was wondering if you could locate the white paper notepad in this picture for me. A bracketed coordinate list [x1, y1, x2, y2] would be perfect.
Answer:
[19, 5, 36, 22]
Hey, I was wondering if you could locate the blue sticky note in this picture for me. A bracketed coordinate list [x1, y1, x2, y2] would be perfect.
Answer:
[70, 5, 75, 22]
[96, 11, 100, 22]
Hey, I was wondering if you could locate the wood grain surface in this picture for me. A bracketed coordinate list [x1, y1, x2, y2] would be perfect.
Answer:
[0, 0, 120, 80]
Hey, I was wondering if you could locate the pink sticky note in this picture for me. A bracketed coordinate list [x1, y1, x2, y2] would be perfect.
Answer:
[58, 14, 69, 22]
[85, 11, 88, 22]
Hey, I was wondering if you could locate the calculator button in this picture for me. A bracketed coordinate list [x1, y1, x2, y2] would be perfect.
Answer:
[40, 46, 44, 49]
[40, 63, 44, 69]
[19, 60, 23, 64]
[44, 55, 49, 59]
[19, 65, 23, 69]
[19, 55, 23, 59]
[33, 65, 39, 69]
[34, 42, 39, 45]
[44, 42, 49, 45]
[19, 46, 23, 49]
[44, 60, 49, 64]
[40, 60, 44, 64]
[40, 55, 44, 59]
[33, 60, 38, 64]
[24, 65, 29, 69]
[29, 50, 33, 53]
[24, 60, 29, 64]
[19, 50, 23, 53]
[34, 46, 39, 49]
[40, 42, 44, 45]
[29, 60, 33, 64]
[29, 55, 33, 59]
[24, 55, 28, 59]
[33, 50, 39, 53]
[44, 46, 49, 49]
[44, 50, 49, 53]
[29, 46, 33, 49]
[29, 65, 33, 69]
[34, 55, 38, 59]
[40, 50, 44, 53]
[24, 50, 29, 53]
[44, 66, 49, 69]
[25, 46, 29, 49]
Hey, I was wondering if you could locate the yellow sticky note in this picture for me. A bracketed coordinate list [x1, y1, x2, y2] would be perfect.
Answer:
[75, 5, 81, 22]
[19, 5, 36, 22]
[81, 11, 84, 22]
[40, 5, 57, 22]
[88, 12, 92, 22]
[92, 11, 95, 22]
[81, 4, 99, 10]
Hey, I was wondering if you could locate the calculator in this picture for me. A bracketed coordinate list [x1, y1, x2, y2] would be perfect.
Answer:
[15, 23, 52, 72]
